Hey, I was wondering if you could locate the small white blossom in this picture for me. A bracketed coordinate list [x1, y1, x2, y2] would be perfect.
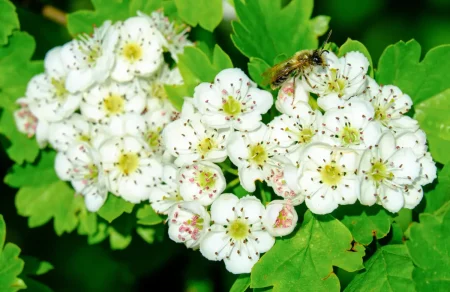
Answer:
[193, 68, 273, 131]
[99, 136, 163, 203]
[417, 152, 437, 186]
[14, 98, 37, 138]
[60, 21, 118, 92]
[303, 51, 369, 110]
[149, 164, 182, 214]
[321, 98, 382, 149]
[359, 132, 420, 213]
[48, 114, 92, 151]
[55, 143, 107, 212]
[200, 194, 275, 274]
[364, 78, 417, 134]
[163, 113, 231, 167]
[396, 129, 427, 158]
[111, 16, 164, 82]
[262, 200, 298, 237]
[138, 11, 193, 61]
[81, 79, 146, 123]
[44, 46, 67, 78]
[178, 161, 226, 206]
[275, 77, 310, 117]
[168, 201, 210, 249]
[228, 124, 289, 192]
[265, 166, 304, 205]
[294, 143, 360, 214]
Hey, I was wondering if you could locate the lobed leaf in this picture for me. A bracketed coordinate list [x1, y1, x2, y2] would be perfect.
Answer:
[423, 165, 450, 214]
[414, 88, 450, 164]
[136, 205, 163, 226]
[251, 211, 365, 291]
[0, 0, 20, 46]
[174, 0, 222, 31]
[376, 40, 450, 105]
[345, 245, 415, 292]
[97, 195, 134, 223]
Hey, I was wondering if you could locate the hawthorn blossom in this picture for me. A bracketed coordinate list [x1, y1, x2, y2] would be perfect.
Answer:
[265, 166, 304, 205]
[55, 143, 107, 212]
[303, 51, 369, 110]
[199, 194, 275, 274]
[149, 164, 182, 214]
[168, 201, 210, 249]
[193, 68, 273, 131]
[275, 77, 311, 117]
[262, 200, 298, 237]
[111, 16, 164, 82]
[14, 99, 37, 138]
[60, 21, 118, 92]
[359, 132, 420, 213]
[177, 162, 226, 206]
[48, 114, 92, 152]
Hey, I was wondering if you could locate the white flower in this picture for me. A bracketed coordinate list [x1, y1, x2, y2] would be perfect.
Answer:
[199, 194, 275, 274]
[44, 46, 67, 78]
[35, 120, 50, 148]
[24, 73, 81, 122]
[396, 129, 427, 158]
[99, 136, 163, 203]
[321, 98, 382, 149]
[417, 152, 437, 185]
[359, 132, 420, 213]
[111, 16, 164, 82]
[303, 51, 369, 110]
[137, 11, 193, 61]
[141, 64, 183, 113]
[81, 79, 146, 123]
[48, 114, 92, 152]
[14, 98, 37, 138]
[262, 200, 298, 237]
[364, 78, 418, 134]
[178, 161, 226, 206]
[55, 143, 107, 212]
[265, 166, 304, 205]
[193, 68, 273, 131]
[268, 104, 322, 151]
[275, 77, 310, 116]
[228, 124, 289, 192]
[168, 201, 210, 249]
[60, 21, 118, 92]
[295, 143, 360, 214]
[149, 164, 183, 214]
[163, 113, 231, 167]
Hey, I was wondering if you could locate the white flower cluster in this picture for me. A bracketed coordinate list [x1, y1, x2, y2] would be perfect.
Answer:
[160, 51, 436, 274]
[13, 11, 192, 212]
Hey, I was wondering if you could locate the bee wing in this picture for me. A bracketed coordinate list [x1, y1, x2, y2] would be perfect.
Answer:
[261, 59, 294, 87]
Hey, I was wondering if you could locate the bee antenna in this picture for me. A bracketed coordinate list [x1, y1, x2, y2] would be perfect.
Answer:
[320, 30, 333, 49]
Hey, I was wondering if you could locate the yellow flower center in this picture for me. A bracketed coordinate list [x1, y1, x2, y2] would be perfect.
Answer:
[299, 128, 314, 144]
[150, 83, 168, 100]
[370, 161, 394, 182]
[118, 153, 139, 175]
[341, 126, 360, 146]
[228, 219, 249, 240]
[146, 129, 161, 150]
[123, 43, 142, 63]
[104, 94, 125, 115]
[249, 144, 268, 166]
[197, 170, 216, 189]
[320, 163, 343, 186]
[223, 96, 241, 116]
[51, 78, 68, 99]
[197, 138, 216, 155]
[78, 134, 91, 143]
[327, 69, 347, 96]
[84, 164, 99, 180]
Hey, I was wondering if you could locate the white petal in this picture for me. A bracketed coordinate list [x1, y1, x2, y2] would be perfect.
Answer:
[380, 184, 405, 213]
[210, 194, 239, 225]
[239, 167, 264, 193]
[305, 186, 338, 215]
[235, 195, 265, 225]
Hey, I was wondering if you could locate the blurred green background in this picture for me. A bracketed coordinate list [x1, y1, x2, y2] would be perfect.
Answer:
[2, 0, 450, 291]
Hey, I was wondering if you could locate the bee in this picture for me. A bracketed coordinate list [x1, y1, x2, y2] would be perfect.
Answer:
[262, 30, 332, 90]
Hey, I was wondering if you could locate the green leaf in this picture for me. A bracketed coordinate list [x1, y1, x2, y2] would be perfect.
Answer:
[232, 0, 319, 65]
[247, 58, 271, 88]
[77, 209, 98, 236]
[0, 215, 25, 292]
[109, 226, 132, 250]
[128, 0, 163, 16]
[67, 0, 131, 35]
[406, 204, 450, 290]
[0, 0, 20, 45]
[174, 0, 222, 31]
[338, 39, 374, 77]
[424, 165, 450, 213]
[414, 88, 450, 164]
[230, 274, 250, 292]
[97, 195, 134, 223]
[334, 203, 394, 245]
[376, 40, 450, 105]
[251, 211, 365, 291]
[136, 205, 162, 225]
[0, 32, 43, 164]
[309, 15, 330, 38]
[136, 226, 165, 244]
[165, 45, 233, 110]
[15, 181, 85, 235]
[345, 245, 414, 292]
[4, 152, 58, 188]
[20, 256, 53, 291]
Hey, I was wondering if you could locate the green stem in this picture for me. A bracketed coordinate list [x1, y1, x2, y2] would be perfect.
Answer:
[223, 165, 238, 176]
[226, 177, 240, 190]
[260, 185, 267, 205]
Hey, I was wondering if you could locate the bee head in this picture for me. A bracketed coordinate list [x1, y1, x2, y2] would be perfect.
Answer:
[311, 50, 325, 66]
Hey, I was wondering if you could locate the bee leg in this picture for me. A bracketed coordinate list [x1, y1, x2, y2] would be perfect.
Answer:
[303, 73, 315, 90]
